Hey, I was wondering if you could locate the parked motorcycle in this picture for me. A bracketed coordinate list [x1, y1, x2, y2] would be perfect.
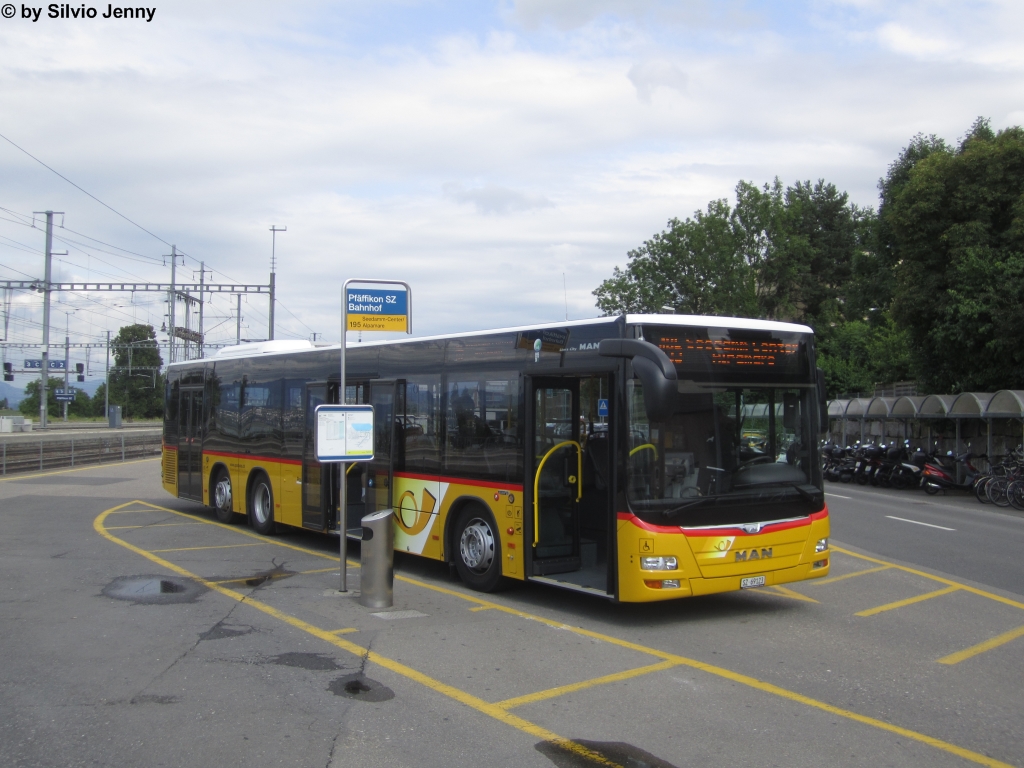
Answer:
[921, 451, 985, 495]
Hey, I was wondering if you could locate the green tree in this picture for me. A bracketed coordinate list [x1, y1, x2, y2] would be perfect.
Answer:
[884, 119, 1024, 392]
[734, 178, 874, 327]
[19, 376, 65, 419]
[20, 377, 100, 419]
[595, 178, 874, 329]
[108, 324, 165, 420]
[593, 198, 758, 316]
[90, 382, 108, 417]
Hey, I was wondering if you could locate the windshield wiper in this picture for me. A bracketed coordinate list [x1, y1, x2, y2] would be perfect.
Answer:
[658, 497, 716, 518]
[788, 483, 822, 502]
[761, 483, 823, 501]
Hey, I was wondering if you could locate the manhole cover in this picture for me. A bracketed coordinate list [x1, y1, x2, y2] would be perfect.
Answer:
[328, 674, 394, 702]
[102, 575, 205, 604]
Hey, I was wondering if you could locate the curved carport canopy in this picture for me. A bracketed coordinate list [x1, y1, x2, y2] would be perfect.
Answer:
[950, 392, 994, 417]
[985, 390, 1024, 418]
[843, 398, 874, 419]
[919, 395, 957, 417]
[826, 391, 1024, 455]
[828, 399, 849, 418]
[866, 397, 897, 417]
[891, 396, 925, 417]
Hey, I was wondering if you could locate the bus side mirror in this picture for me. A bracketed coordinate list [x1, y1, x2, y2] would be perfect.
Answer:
[816, 367, 828, 433]
[598, 339, 677, 423]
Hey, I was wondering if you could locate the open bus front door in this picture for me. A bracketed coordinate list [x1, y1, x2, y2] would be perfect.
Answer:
[527, 375, 614, 596]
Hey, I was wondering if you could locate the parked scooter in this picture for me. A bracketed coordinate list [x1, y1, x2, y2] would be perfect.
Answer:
[884, 442, 922, 490]
[921, 450, 985, 495]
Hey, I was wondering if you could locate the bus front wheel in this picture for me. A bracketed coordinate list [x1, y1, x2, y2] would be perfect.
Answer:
[212, 469, 235, 524]
[453, 506, 502, 592]
[249, 474, 276, 535]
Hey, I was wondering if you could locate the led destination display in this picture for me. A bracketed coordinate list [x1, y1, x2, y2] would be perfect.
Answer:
[645, 326, 810, 383]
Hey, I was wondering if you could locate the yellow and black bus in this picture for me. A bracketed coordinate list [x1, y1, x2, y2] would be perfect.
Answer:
[162, 314, 831, 602]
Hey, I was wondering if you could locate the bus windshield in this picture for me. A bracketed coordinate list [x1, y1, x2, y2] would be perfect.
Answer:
[627, 380, 823, 527]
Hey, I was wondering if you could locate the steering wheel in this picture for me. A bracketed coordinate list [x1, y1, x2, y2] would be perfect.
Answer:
[738, 455, 774, 469]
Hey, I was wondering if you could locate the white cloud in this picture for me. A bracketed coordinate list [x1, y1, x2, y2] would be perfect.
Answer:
[627, 59, 688, 103]
[442, 183, 553, 214]
[876, 22, 957, 58]
[0, 0, 1022, 360]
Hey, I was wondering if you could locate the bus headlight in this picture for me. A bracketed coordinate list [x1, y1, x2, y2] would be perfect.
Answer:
[641, 556, 677, 571]
[815, 538, 829, 553]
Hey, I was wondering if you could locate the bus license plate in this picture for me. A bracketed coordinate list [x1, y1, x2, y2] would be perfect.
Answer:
[741, 575, 766, 589]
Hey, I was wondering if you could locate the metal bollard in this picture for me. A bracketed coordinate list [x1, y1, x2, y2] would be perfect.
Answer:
[358, 509, 394, 609]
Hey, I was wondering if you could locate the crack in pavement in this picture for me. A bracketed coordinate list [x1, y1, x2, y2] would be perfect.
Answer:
[128, 599, 246, 703]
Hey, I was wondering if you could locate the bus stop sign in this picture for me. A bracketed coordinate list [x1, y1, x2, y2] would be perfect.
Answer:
[346, 288, 408, 332]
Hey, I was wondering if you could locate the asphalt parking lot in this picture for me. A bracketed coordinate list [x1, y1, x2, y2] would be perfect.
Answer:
[1, 460, 1022, 768]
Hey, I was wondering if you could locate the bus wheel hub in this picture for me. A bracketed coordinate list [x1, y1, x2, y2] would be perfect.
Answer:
[460, 519, 494, 572]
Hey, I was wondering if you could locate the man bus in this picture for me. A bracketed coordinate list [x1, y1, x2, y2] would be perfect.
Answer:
[162, 313, 830, 602]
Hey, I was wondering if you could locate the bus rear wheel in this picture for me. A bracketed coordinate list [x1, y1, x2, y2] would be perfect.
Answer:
[249, 474, 276, 535]
[453, 506, 502, 592]
[212, 469, 235, 524]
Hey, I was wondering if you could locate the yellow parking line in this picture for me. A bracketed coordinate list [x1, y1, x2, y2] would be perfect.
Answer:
[94, 504, 622, 768]
[495, 660, 679, 710]
[300, 567, 340, 575]
[0, 456, 158, 483]
[470, 605, 495, 612]
[810, 564, 893, 586]
[95, 502, 1015, 768]
[149, 542, 268, 553]
[327, 628, 359, 636]
[856, 586, 960, 617]
[938, 625, 1024, 666]
[833, 546, 1024, 612]
[132, 501, 345, 561]
[765, 585, 818, 603]
[105, 522, 205, 530]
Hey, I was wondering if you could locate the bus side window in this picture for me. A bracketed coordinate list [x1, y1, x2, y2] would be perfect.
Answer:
[404, 377, 441, 472]
[445, 374, 521, 482]
[165, 376, 180, 442]
[283, 381, 305, 457]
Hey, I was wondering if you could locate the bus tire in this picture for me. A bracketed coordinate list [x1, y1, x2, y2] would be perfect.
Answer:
[249, 473, 276, 535]
[212, 469, 235, 524]
[453, 506, 502, 592]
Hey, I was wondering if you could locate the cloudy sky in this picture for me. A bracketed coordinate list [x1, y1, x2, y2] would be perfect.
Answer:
[1, 0, 1022, 374]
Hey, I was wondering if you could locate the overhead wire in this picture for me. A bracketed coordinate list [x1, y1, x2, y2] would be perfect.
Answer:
[0, 130, 175, 250]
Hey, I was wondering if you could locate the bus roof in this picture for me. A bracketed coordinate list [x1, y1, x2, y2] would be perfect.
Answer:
[170, 313, 812, 368]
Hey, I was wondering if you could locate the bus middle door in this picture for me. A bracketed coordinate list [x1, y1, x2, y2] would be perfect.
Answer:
[365, 381, 397, 524]
[527, 377, 582, 575]
[301, 382, 340, 531]
[177, 387, 204, 501]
